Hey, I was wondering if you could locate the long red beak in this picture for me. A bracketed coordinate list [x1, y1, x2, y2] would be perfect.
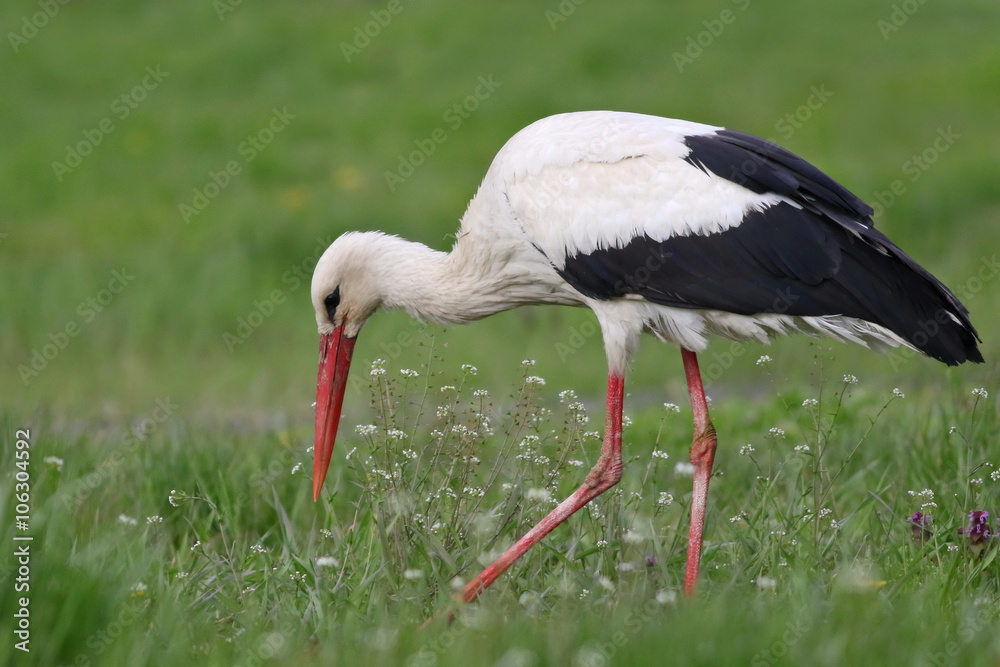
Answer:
[312, 326, 356, 501]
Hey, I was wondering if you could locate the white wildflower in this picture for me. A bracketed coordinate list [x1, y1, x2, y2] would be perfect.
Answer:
[663, 402, 681, 413]
[756, 355, 772, 366]
[656, 589, 677, 605]
[657, 492, 674, 507]
[674, 461, 695, 477]
[768, 427, 785, 439]
[356, 424, 377, 436]
[146, 515, 163, 524]
[461, 364, 478, 375]
[623, 530, 644, 544]
[520, 359, 536, 367]
[400, 368, 419, 378]
[794, 444, 811, 454]
[739, 444, 754, 456]
[972, 387, 989, 399]
[526, 487, 551, 502]
[651, 450, 670, 460]
[559, 389, 577, 402]
[316, 556, 340, 567]
[525, 375, 546, 385]
[843, 374, 858, 385]
[117, 514, 138, 526]
[519, 435, 540, 449]
[44, 456, 64, 470]
[802, 398, 819, 408]
[756, 575, 777, 592]
[892, 388, 905, 399]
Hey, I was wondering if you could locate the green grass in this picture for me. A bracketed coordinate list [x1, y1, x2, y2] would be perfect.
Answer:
[2, 1, 999, 665]
[3, 349, 1000, 666]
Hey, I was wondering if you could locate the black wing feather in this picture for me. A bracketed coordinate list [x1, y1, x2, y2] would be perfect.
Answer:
[558, 130, 983, 366]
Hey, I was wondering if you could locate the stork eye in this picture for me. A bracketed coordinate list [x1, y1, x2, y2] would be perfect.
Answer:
[324, 287, 341, 323]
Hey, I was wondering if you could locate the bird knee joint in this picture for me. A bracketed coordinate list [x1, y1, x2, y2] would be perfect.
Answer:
[585, 455, 622, 489]
[690, 423, 717, 465]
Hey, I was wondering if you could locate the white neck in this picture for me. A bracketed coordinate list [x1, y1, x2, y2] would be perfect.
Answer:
[372, 232, 575, 325]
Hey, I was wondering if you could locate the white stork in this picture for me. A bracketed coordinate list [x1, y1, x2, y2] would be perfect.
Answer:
[309, 111, 982, 601]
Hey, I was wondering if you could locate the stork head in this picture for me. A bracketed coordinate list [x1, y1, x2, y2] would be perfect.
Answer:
[309, 232, 388, 501]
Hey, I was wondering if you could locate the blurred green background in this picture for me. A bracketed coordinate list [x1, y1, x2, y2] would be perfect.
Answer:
[2, 0, 997, 421]
[3, 3, 1000, 666]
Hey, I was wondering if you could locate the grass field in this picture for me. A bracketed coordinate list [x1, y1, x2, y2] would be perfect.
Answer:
[2, 1, 999, 665]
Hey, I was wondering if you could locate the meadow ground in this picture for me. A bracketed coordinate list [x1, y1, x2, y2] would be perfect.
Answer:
[2, 1, 999, 665]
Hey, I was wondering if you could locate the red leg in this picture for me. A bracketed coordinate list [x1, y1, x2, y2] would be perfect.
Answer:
[681, 348, 717, 596]
[462, 373, 625, 603]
